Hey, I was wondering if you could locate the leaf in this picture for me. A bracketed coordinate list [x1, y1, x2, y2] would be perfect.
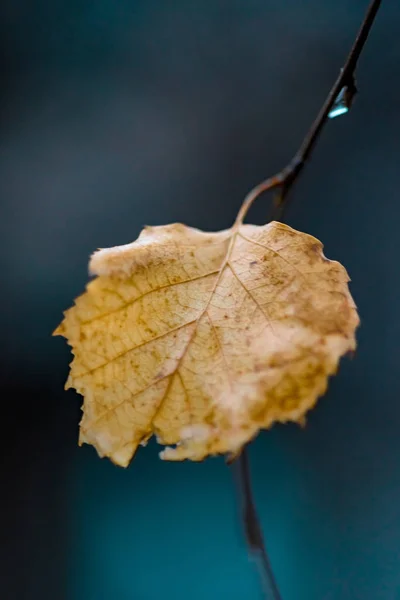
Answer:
[54, 221, 359, 467]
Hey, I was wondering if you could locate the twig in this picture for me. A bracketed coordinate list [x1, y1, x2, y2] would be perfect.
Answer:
[234, 0, 382, 228]
[231, 1, 382, 598]
[233, 447, 283, 600]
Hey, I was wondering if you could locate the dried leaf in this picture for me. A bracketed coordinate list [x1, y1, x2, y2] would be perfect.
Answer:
[54, 221, 359, 467]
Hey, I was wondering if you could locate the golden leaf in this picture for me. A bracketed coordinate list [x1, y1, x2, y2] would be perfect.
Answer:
[54, 221, 359, 467]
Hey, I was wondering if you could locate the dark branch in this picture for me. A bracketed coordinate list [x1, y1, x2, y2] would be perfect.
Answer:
[234, 0, 382, 227]
[232, 2, 382, 599]
[233, 448, 282, 600]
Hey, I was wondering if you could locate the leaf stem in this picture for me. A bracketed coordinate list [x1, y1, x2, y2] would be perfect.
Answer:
[234, 0, 382, 227]
[232, 2, 382, 599]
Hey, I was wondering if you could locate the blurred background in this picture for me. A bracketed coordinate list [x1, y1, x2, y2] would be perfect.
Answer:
[1, 1, 400, 599]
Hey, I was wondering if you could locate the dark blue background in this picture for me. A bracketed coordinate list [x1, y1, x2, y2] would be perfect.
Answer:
[2, 1, 400, 599]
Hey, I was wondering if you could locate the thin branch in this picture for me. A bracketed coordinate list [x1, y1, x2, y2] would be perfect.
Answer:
[233, 448, 282, 600]
[232, 2, 382, 599]
[234, 0, 382, 227]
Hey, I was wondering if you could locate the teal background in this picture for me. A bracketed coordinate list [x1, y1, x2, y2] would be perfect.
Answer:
[1, 1, 400, 599]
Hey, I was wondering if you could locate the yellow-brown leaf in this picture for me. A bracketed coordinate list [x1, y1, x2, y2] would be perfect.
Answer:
[54, 221, 359, 466]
